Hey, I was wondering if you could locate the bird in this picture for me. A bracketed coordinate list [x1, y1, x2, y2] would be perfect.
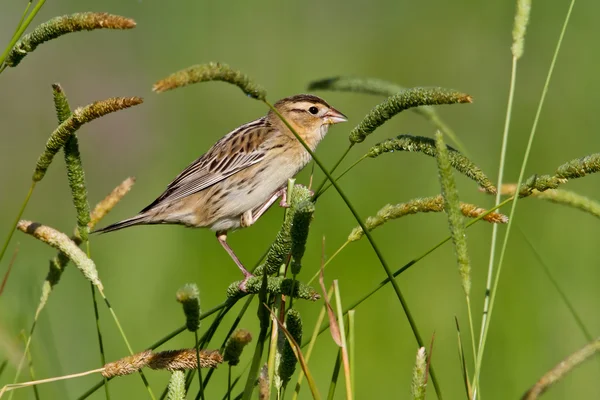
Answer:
[95, 94, 347, 289]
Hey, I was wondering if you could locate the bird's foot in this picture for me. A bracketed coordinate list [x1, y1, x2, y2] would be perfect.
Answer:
[238, 272, 254, 292]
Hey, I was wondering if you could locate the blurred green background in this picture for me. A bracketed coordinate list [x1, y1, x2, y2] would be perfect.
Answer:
[1, 1, 599, 399]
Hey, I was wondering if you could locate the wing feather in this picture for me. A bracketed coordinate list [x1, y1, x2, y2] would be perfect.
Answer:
[140, 118, 272, 213]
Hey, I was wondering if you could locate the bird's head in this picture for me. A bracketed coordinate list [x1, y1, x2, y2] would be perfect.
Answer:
[270, 94, 347, 147]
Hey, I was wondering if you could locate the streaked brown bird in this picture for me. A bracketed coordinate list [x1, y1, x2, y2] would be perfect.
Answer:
[96, 94, 347, 289]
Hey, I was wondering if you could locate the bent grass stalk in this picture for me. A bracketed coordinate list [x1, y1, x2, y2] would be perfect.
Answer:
[474, 0, 576, 393]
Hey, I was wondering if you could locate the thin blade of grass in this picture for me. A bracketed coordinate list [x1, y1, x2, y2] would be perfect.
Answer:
[333, 281, 352, 400]
[0, 245, 19, 296]
[455, 318, 472, 400]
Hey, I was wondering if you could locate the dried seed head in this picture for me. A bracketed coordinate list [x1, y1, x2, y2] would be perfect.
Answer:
[17, 221, 102, 290]
[258, 364, 269, 400]
[102, 348, 222, 378]
[148, 349, 223, 371]
[102, 350, 152, 377]
[89, 177, 136, 229]
[223, 329, 253, 366]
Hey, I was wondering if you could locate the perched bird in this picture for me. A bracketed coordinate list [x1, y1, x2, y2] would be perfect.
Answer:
[96, 94, 346, 289]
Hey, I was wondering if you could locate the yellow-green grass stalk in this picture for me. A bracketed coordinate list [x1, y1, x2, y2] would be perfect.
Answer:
[475, 0, 576, 395]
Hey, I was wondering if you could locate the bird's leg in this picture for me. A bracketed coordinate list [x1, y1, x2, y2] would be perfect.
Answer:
[278, 187, 289, 208]
[216, 232, 253, 291]
[241, 187, 288, 229]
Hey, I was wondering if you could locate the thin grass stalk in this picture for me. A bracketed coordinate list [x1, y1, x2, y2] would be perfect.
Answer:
[228, 365, 232, 400]
[264, 100, 443, 399]
[241, 274, 270, 400]
[90, 282, 110, 400]
[518, 229, 593, 342]
[0, 368, 105, 396]
[0, 0, 47, 70]
[0, 182, 35, 267]
[194, 331, 205, 400]
[0, 244, 19, 296]
[20, 332, 40, 400]
[333, 281, 352, 400]
[292, 286, 333, 400]
[267, 296, 281, 399]
[455, 318, 472, 400]
[13, 2, 34, 40]
[314, 156, 366, 200]
[326, 350, 342, 400]
[347, 310, 356, 398]
[474, 0, 575, 393]
[95, 288, 155, 399]
[312, 145, 354, 202]
[480, 35, 519, 367]
[0, 360, 8, 379]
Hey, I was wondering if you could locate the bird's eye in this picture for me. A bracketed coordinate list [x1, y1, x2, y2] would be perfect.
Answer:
[308, 106, 319, 115]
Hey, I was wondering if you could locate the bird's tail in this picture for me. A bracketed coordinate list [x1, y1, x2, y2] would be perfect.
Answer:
[93, 214, 148, 234]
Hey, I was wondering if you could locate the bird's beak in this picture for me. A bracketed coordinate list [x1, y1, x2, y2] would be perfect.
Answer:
[324, 107, 348, 124]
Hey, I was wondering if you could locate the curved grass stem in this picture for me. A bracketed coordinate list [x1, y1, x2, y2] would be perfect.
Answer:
[312, 144, 354, 201]
[315, 155, 368, 199]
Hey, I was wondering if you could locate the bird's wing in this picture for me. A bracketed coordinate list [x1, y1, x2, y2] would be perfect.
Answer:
[140, 118, 273, 212]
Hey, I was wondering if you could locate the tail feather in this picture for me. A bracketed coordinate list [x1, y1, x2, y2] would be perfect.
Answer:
[93, 214, 148, 234]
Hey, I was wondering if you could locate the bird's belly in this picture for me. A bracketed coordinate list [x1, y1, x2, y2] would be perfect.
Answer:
[228, 162, 299, 215]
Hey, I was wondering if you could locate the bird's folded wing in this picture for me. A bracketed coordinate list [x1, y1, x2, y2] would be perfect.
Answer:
[140, 120, 272, 212]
